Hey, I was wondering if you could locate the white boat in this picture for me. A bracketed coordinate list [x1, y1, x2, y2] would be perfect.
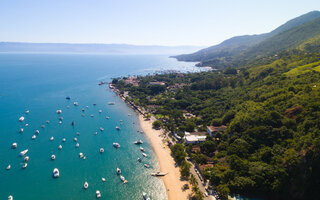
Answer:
[6, 164, 11, 170]
[74, 137, 77, 142]
[24, 156, 29, 162]
[73, 102, 79, 106]
[137, 157, 142, 162]
[56, 110, 62, 114]
[53, 168, 59, 178]
[100, 127, 104, 131]
[8, 195, 13, 200]
[58, 145, 62, 150]
[143, 192, 151, 200]
[20, 149, 28, 157]
[120, 175, 125, 181]
[19, 128, 24, 133]
[50, 136, 54, 141]
[84, 181, 89, 189]
[19, 116, 25, 122]
[79, 152, 84, 158]
[142, 153, 147, 157]
[134, 140, 143, 145]
[76, 143, 80, 148]
[32, 135, 36, 140]
[116, 168, 121, 174]
[11, 143, 17, 149]
[100, 148, 104, 153]
[35, 130, 39, 134]
[77, 132, 80, 135]
[83, 156, 86, 160]
[25, 124, 29, 127]
[86, 105, 89, 108]
[41, 125, 45, 128]
[94, 131, 98, 135]
[98, 110, 102, 113]
[140, 147, 145, 152]
[113, 143, 120, 148]
[81, 108, 85, 112]
[115, 126, 120, 130]
[59, 121, 62, 124]
[22, 163, 28, 169]
[144, 164, 150, 168]
[46, 120, 50, 124]
[66, 105, 70, 109]
[25, 110, 30, 114]
[96, 190, 101, 198]
[106, 116, 110, 119]
[62, 138, 66, 142]
[51, 154, 56, 160]
[102, 177, 106, 182]
[90, 114, 94, 117]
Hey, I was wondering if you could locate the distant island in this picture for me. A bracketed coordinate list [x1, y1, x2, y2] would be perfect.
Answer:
[0, 42, 204, 55]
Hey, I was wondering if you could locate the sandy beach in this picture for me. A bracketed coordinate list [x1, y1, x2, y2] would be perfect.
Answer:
[139, 115, 191, 200]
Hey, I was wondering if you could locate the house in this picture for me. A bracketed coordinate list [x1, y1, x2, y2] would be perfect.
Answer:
[124, 77, 139, 86]
[207, 125, 227, 136]
[149, 81, 166, 86]
[184, 131, 207, 144]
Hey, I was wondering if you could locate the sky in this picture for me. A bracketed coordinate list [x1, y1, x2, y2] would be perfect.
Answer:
[0, 0, 319, 46]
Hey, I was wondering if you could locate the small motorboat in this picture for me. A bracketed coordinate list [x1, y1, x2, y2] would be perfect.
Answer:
[102, 177, 106, 182]
[56, 110, 62, 114]
[66, 96, 71, 100]
[113, 143, 120, 148]
[22, 163, 28, 169]
[84, 181, 89, 189]
[77, 132, 80, 135]
[62, 138, 66, 142]
[71, 121, 75, 126]
[120, 175, 125, 181]
[41, 124, 45, 128]
[66, 105, 70, 109]
[137, 157, 142, 162]
[116, 168, 121, 175]
[19, 128, 24, 133]
[90, 114, 94, 117]
[94, 131, 98, 135]
[59, 121, 62, 124]
[143, 192, 151, 200]
[86, 105, 89, 108]
[83, 156, 86, 160]
[140, 147, 145, 152]
[8, 195, 13, 200]
[76, 143, 80, 148]
[115, 126, 120, 130]
[25, 110, 30, 114]
[100, 148, 104, 153]
[20, 149, 28, 157]
[81, 108, 85, 112]
[6, 164, 11, 170]
[100, 127, 104, 131]
[144, 164, 150, 168]
[79, 153, 84, 158]
[74, 102, 79, 106]
[46, 120, 50, 124]
[58, 145, 62, 150]
[19, 116, 25, 122]
[98, 110, 102, 113]
[96, 190, 101, 198]
[35, 130, 40, 134]
[74, 137, 77, 142]
[53, 168, 59, 178]
[50, 136, 54, 141]
[32, 135, 36, 140]
[51, 154, 56, 160]
[11, 143, 17, 149]
[59, 117, 63, 121]
[108, 102, 115, 105]
[106, 116, 110, 119]
[93, 103, 96, 106]
[25, 124, 29, 127]
[142, 153, 147, 157]
[24, 156, 29, 162]
[134, 140, 143, 145]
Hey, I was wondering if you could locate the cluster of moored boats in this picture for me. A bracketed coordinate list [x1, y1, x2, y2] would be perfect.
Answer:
[6, 96, 154, 199]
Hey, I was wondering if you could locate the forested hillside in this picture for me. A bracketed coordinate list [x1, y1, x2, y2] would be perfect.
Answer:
[112, 48, 320, 199]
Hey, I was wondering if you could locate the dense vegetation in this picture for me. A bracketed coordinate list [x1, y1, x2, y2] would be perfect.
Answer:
[113, 48, 320, 199]
[173, 11, 320, 69]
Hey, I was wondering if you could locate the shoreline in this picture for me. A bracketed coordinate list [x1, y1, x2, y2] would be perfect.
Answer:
[138, 114, 191, 200]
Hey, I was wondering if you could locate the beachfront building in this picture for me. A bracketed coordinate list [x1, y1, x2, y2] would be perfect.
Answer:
[207, 125, 227, 136]
[149, 81, 166, 86]
[184, 131, 207, 144]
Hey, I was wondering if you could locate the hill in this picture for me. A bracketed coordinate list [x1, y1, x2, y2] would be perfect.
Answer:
[173, 11, 320, 68]
[0, 42, 204, 55]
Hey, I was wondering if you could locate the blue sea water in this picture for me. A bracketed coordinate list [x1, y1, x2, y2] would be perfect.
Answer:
[0, 53, 199, 200]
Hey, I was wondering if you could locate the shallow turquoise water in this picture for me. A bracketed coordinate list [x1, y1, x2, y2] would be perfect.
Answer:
[0, 53, 198, 200]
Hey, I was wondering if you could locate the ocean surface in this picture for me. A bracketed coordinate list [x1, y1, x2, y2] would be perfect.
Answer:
[0, 53, 200, 200]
